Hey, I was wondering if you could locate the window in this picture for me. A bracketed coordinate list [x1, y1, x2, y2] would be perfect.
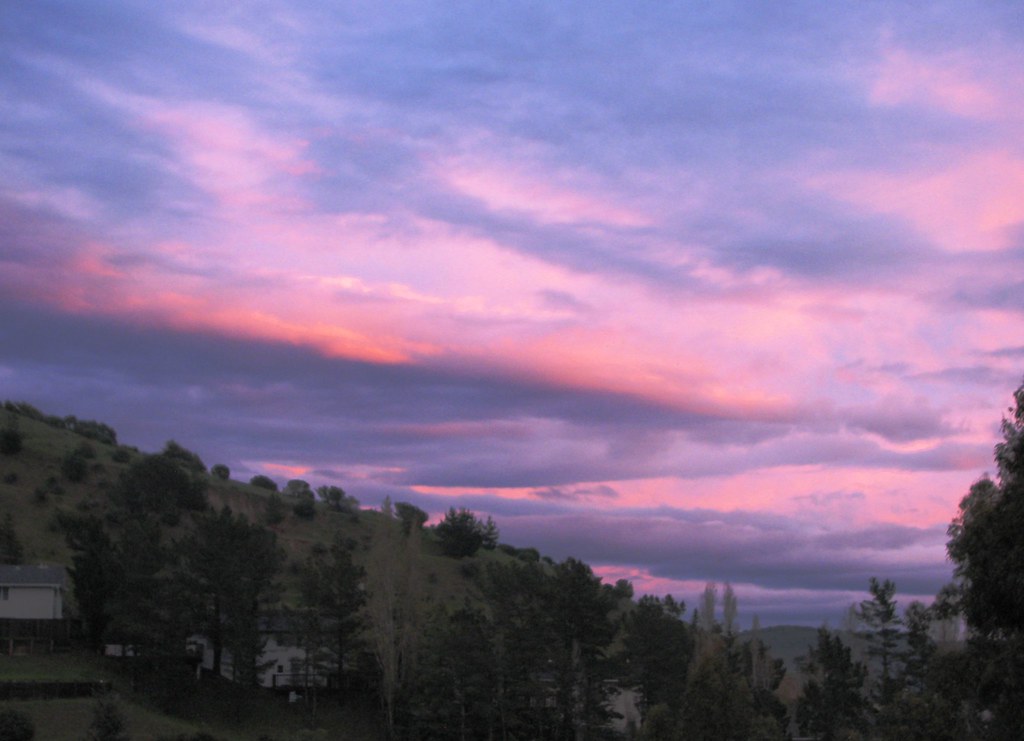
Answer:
[0, 586, 8, 600]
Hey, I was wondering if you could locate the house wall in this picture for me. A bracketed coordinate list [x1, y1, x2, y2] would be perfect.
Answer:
[191, 634, 328, 689]
[0, 585, 63, 620]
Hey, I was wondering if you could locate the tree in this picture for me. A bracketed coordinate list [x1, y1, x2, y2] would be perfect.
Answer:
[435, 507, 497, 558]
[947, 380, 1024, 638]
[944, 381, 1024, 732]
[0, 513, 24, 565]
[249, 474, 278, 491]
[264, 492, 287, 525]
[901, 601, 935, 693]
[547, 558, 618, 739]
[298, 535, 365, 691]
[697, 582, 717, 634]
[59, 513, 120, 650]
[722, 582, 738, 636]
[394, 501, 428, 534]
[364, 499, 425, 738]
[857, 577, 902, 705]
[283, 478, 312, 498]
[318, 485, 359, 514]
[481, 516, 499, 550]
[292, 491, 316, 519]
[111, 454, 207, 518]
[737, 632, 789, 739]
[796, 628, 867, 741]
[0, 417, 23, 456]
[482, 560, 559, 739]
[161, 440, 206, 474]
[682, 648, 754, 741]
[60, 449, 88, 482]
[83, 695, 128, 741]
[176, 507, 283, 683]
[622, 595, 693, 722]
[409, 604, 500, 740]
[211, 464, 230, 480]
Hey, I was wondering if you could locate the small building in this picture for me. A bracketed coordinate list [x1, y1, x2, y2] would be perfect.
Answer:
[0, 565, 66, 620]
[191, 614, 334, 690]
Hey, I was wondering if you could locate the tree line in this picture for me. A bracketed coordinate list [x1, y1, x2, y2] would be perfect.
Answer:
[7, 382, 1024, 739]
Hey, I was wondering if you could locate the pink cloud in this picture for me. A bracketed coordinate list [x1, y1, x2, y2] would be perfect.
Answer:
[141, 103, 318, 212]
[811, 152, 1024, 253]
[436, 153, 650, 228]
[869, 46, 1002, 118]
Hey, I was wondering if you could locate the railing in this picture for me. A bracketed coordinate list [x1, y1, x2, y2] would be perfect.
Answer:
[271, 672, 329, 689]
[0, 619, 73, 654]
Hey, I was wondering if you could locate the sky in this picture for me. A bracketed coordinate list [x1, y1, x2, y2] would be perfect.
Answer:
[2, 1, 1023, 626]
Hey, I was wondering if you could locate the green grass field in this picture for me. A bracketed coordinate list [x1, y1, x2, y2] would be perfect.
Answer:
[0, 651, 384, 740]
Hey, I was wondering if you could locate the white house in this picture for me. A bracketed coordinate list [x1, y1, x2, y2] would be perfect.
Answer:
[0, 565, 66, 620]
[191, 615, 332, 690]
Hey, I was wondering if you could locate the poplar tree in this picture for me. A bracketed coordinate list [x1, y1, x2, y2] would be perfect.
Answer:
[364, 499, 424, 738]
[697, 582, 717, 634]
[722, 583, 738, 636]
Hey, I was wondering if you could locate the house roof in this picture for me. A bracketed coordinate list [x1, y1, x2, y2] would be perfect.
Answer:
[0, 565, 67, 587]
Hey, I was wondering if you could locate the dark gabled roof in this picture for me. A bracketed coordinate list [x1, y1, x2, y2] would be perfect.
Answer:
[0, 565, 67, 587]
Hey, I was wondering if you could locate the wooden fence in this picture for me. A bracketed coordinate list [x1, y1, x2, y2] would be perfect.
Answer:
[0, 618, 73, 655]
[0, 680, 111, 700]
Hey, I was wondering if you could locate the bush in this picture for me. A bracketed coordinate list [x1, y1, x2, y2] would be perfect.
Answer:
[63, 416, 118, 445]
[2, 472, 17, 485]
[162, 440, 206, 474]
[0, 707, 34, 740]
[211, 464, 230, 480]
[84, 695, 128, 741]
[265, 493, 287, 525]
[283, 479, 312, 498]
[112, 454, 207, 515]
[61, 450, 89, 482]
[0, 426, 23, 456]
[395, 501, 428, 534]
[249, 475, 278, 491]
[110, 448, 132, 464]
[435, 507, 499, 558]
[292, 493, 316, 520]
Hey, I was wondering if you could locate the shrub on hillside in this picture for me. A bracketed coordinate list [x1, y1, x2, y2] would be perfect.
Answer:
[110, 447, 132, 463]
[61, 450, 89, 483]
[292, 492, 316, 520]
[265, 493, 287, 525]
[0, 425, 23, 456]
[249, 475, 278, 491]
[161, 440, 206, 474]
[0, 707, 34, 740]
[111, 454, 207, 516]
[395, 501, 428, 534]
[211, 463, 230, 480]
[435, 507, 499, 558]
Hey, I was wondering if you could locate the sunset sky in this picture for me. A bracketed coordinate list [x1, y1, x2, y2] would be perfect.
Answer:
[3, 1, 1023, 625]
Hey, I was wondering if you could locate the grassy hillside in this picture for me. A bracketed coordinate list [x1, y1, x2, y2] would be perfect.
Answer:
[0, 403, 511, 612]
[0, 402, 517, 740]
